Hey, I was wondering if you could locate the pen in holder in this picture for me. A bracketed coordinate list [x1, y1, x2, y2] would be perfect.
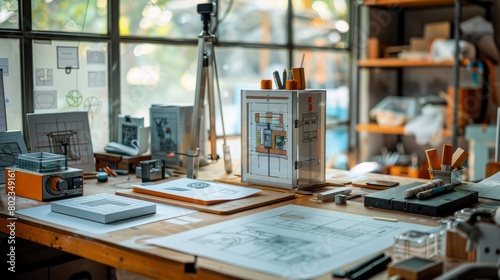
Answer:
[291, 67, 306, 90]
[428, 168, 464, 184]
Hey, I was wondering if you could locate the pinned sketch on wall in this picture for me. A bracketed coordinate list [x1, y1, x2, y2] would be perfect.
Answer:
[0, 58, 9, 77]
[87, 50, 105, 65]
[34, 90, 58, 110]
[57, 46, 79, 70]
[88, 71, 105, 87]
[0, 69, 6, 131]
[66, 90, 83, 108]
[35, 68, 54, 86]
[147, 204, 433, 280]
[83, 96, 102, 117]
[0, 131, 28, 184]
[27, 111, 94, 171]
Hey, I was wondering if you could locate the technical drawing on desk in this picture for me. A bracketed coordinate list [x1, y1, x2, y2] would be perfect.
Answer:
[26, 111, 94, 171]
[248, 105, 320, 180]
[0, 131, 28, 184]
[147, 205, 432, 279]
[254, 112, 287, 155]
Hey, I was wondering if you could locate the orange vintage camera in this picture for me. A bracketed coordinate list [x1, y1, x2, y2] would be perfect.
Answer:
[5, 152, 83, 201]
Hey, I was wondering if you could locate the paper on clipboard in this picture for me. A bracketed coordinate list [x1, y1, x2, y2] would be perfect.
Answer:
[132, 178, 261, 205]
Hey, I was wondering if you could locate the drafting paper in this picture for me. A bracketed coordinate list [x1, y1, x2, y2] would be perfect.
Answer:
[17, 202, 196, 235]
[0, 131, 28, 184]
[27, 111, 94, 171]
[467, 172, 500, 200]
[132, 178, 261, 205]
[146, 204, 434, 279]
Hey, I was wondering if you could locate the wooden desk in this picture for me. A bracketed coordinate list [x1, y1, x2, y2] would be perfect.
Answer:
[0, 161, 473, 279]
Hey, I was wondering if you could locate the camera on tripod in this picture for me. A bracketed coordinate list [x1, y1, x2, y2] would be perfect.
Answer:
[196, 3, 217, 22]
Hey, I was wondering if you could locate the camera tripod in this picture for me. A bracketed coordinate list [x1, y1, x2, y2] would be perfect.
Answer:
[187, 3, 232, 179]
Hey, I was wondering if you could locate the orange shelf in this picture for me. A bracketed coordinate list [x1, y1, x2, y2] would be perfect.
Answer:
[363, 0, 454, 8]
[356, 123, 406, 135]
[358, 58, 455, 68]
[357, 123, 453, 137]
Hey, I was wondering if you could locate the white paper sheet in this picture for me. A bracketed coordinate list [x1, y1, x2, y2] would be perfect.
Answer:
[17, 203, 196, 235]
[132, 178, 261, 204]
[467, 171, 500, 200]
[146, 204, 433, 280]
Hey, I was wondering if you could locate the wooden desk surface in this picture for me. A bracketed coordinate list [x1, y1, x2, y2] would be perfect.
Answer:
[0, 153, 474, 279]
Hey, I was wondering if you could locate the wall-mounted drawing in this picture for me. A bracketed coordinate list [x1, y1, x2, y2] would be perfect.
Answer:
[87, 50, 105, 65]
[35, 68, 54, 86]
[83, 96, 102, 117]
[0, 130, 28, 184]
[34, 90, 57, 110]
[0, 58, 9, 77]
[57, 46, 79, 70]
[88, 71, 105, 88]
[27, 111, 94, 171]
[66, 90, 83, 108]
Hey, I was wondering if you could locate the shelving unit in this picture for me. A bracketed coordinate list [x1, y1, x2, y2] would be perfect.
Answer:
[354, 0, 464, 172]
[358, 58, 455, 68]
[355, 0, 494, 179]
[363, 0, 454, 8]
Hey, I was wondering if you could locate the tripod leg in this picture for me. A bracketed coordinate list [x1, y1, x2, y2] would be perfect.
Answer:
[187, 37, 209, 179]
[212, 48, 232, 174]
[207, 45, 218, 162]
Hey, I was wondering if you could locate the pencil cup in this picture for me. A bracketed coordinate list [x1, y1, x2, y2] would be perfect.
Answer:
[292, 67, 306, 90]
[286, 79, 297, 90]
[261, 79, 273, 89]
[428, 168, 463, 184]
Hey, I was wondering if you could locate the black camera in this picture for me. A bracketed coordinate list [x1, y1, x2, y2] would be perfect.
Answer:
[197, 3, 216, 16]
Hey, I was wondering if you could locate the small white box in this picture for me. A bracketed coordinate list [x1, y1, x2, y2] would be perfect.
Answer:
[241, 89, 326, 189]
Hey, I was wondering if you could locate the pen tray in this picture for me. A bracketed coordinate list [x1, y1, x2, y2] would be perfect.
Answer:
[428, 168, 463, 184]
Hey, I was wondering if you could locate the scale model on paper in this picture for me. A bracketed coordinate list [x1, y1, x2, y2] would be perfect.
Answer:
[50, 193, 156, 224]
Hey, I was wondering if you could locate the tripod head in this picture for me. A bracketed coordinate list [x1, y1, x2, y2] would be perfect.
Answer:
[197, 3, 216, 32]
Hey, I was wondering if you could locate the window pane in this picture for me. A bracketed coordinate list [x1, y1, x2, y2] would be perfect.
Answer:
[120, 0, 206, 38]
[0, 0, 19, 29]
[293, 49, 350, 166]
[32, 0, 107, 34]
[120, 42, 197, 123]
[292, 0, 349, 48]
[217, 0, 287, 44]
[33, 40, 109, 151]
[121, 43, 287, 136]
[0, 38, 22, 131]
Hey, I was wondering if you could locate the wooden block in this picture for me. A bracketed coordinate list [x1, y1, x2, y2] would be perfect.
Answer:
[442, 144, 454, 166]
[425, 148, 441, 170]
[451, 147, 469, 169]
[445, 230, 476, 261]
[486, 162, 500, 177]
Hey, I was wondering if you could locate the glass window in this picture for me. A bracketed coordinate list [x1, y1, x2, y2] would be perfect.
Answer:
[0, 39, 22, 131]
[0, 0, 19, 29]
[33, 40, 109, 151]
[120, 42, 287, 136]
[120, 0, 206, 38]
[32, 0, 107, 34]
[292, 0, 349, 48]
[217, 0, 287, 45]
